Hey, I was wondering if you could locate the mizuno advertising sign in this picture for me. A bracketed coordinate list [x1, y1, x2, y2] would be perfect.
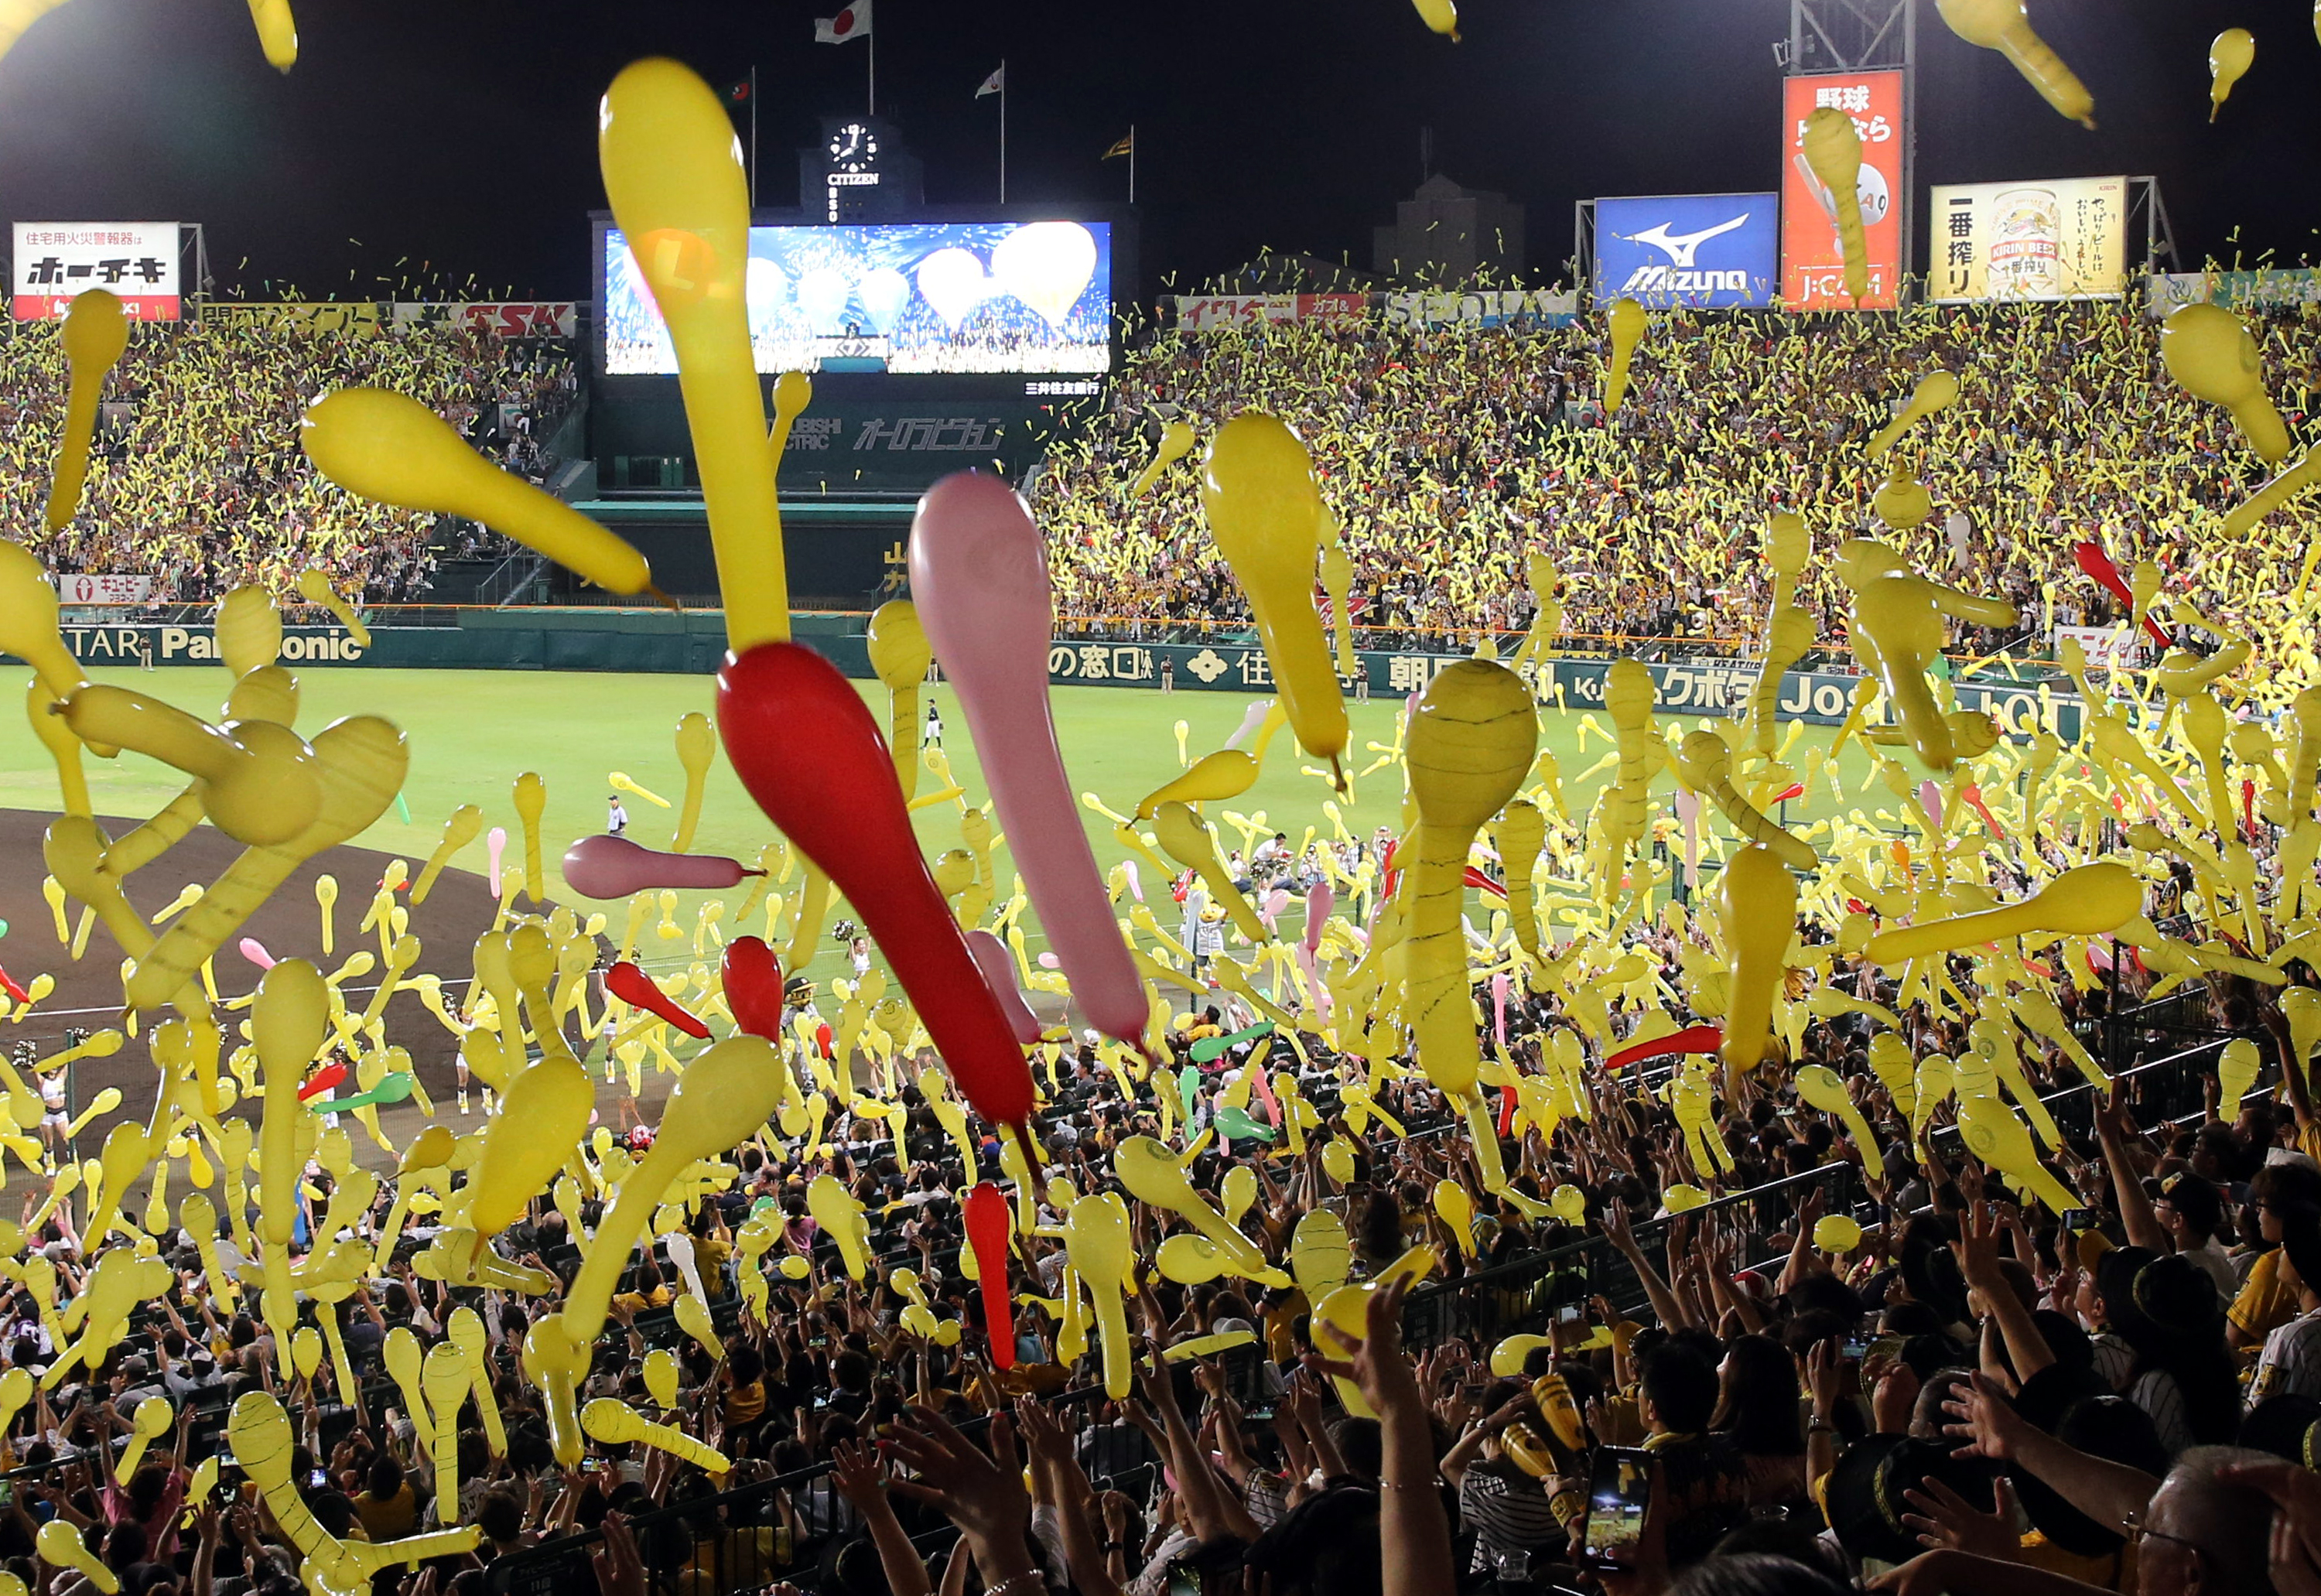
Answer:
[1592, 194, 1779, 309]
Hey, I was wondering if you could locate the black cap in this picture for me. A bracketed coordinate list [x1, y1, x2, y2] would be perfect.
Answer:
[2159, 1171, 2222, 1236]
[2012, 1382, 2167, 1557]
[1826, 1434, 2001, 1566]
[1900, 1215, 1970, 1328]
[2240, 1394, 2321, 1467]
[2095, 1246, 2221, 1356]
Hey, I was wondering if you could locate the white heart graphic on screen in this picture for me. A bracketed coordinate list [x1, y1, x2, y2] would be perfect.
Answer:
[856, 266, 910, 334]
[916, 248, 990, 330]
[796, 266, 853, 333]
[744, 258, 790, 333]
[991, 222, 1097, 330]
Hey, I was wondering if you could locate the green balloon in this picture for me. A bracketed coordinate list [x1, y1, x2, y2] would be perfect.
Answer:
[1190, 1020, 1273, 1064]
[311, 1071, 419, 1112]
[1214, 1107, 1276, 1144]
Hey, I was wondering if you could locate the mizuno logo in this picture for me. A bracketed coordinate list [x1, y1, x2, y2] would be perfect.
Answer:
[1618, 265, 1748, 294]
[1620, 214, 1750, 268]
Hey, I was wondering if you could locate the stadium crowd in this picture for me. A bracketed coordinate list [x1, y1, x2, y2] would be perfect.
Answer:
[2, 933, 2319, 1596]
[0, 316, 577, 606]
[1034, 301, 2321, 700]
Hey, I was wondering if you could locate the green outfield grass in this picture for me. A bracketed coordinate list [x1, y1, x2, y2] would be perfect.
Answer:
[0, 665, 1889, 987]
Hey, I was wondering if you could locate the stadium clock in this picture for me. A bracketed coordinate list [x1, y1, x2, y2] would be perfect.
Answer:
[800, 116, 922, 223]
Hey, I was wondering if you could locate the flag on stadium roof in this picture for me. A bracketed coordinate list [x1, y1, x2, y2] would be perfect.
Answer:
[1102, 132, 1133, 160]
[976, 65, 1004, 97]
[815, 1, 870, 44]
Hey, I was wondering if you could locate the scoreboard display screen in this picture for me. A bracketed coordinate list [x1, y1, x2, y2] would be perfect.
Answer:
[601, 220, 1112, 377]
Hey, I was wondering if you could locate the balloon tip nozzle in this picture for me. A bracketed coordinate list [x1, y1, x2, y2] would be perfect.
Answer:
[644, 583, 681, 613]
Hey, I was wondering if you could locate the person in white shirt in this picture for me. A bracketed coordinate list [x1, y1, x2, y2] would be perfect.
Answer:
[2250, 1212, 2321, 1409]
[607, 795, 628, 835]
[2155, 1171, 2240, 1299]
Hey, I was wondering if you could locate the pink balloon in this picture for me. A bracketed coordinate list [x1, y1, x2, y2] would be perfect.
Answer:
[238, 938, 275, 969]
[1121, 861, 1145, 903]
[487, 826, 508, 900]
[1260, 887, 1291, 926]
[965, 928, 1044, 1046]
[909, 471, 1147, 1050]
[1037, 952, 1062, 969]
[1672, 788, 1701, 887]
[561, 834, 762, 900]
[1291, 942, 1330, 1022]
[1248, 1058, 1283, 1125]
[1917, 780, 1945, 829]
[1303, 881, 1334, 954]
[1222, 699, 1273, 750]
[1491, 971, 1511, 1048]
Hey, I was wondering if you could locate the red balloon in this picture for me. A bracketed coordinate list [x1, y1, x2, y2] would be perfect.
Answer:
[604, 959, 710, 1039]
[716, 644, 1035, 1140]
[722, 935, 785, 1038]
[297, 1060, 349, 1102]
[2070, 541, 2173, 651]
[1461, 864, 1508, 900]
[0, 965, 26, 1006]
[1960, 782, 2006, 839]
[962, 1181, 1017, 1369]
[1605, 1024, 1723, 1073]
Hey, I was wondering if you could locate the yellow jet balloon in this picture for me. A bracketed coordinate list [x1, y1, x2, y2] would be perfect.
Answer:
[1410, 0, 1459, 39]
[1865, 371, 1960, 456]
[2160, 302, 2292, 463]
[1864, 863, 2142, 964]
[1402, 661, 1536, 1102]
[600, 59, 789, 649]
[46, 289, 128, 533]
[303, 390, 662, 598]
[1601, 298, 1648, 415]
[1199, 414, 1348, 776]
[1130, 419, 1196, 497]
[1935, 0, 2096, 128]
[245, 0, 296, 70]
[1800, 110, 1868, 303]
[2208, 28, 2254, 120]
[1718, 843, 1797, 1072]
[865, 601, 934, 799]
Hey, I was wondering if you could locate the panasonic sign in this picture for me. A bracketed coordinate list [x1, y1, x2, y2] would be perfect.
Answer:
[1592, 193, 1779, 309]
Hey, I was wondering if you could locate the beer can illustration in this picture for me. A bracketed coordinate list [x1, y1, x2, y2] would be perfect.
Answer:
[1988, 187, 2063, 298]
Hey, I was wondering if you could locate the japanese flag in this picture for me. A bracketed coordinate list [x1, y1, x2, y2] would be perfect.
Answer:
[815, 0, 870, 43]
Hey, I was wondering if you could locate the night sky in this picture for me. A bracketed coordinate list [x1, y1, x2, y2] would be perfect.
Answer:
[1, 0, 2317, 305]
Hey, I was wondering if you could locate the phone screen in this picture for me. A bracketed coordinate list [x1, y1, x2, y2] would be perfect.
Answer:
[1581, 1447, 1652, 1569]
[2061, 1208, 2101, 1233]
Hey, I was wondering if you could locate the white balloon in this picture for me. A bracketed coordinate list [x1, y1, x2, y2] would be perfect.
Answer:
[915, 248, 990, 331]
[991, 222, 1098, 331]
[796, 266, 853, 335]
[856, 267, 910, 335]
[744, 258, 790, 336]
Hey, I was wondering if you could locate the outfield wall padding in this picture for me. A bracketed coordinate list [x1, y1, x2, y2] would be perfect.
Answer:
[22, 615, 2078, 740]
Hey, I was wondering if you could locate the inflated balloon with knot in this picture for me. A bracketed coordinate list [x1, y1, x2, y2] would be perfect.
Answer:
[226, 1392, 477, 1594]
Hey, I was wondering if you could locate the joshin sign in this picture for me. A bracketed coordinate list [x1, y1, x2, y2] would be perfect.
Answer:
[1779, 73, 1903, 311]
